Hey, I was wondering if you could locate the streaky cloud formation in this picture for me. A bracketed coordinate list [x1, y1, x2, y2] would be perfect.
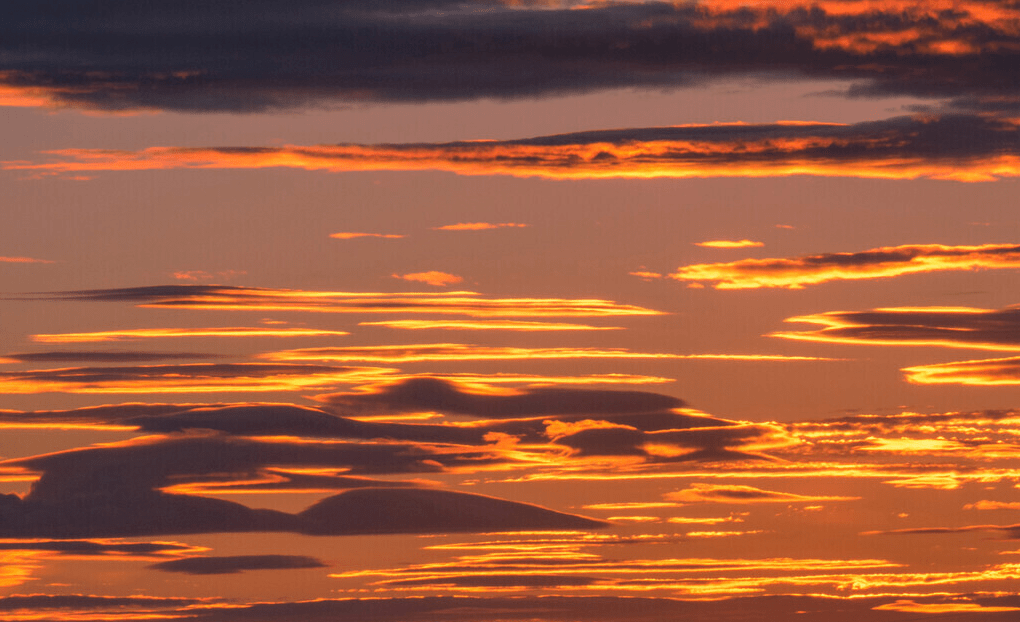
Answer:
[18, 285, 662, 318]
[694, 240, 763, 249]
[31, 327, 350, 343]
[1, 351, 220, 363]
[2, 0, 1020, 113]
[330, 232, 404, 240]
[0, 256, 53, 264]
[665, 483, 860, 504]
[149, 554, 327, 575]
[359, 319, 623, 331]
[392, 272, 465, 287]
[7, 116, 1019, 181]
[902, 356, 1020, 386]
[774, 305, 1020, 350]
[433, 222, 529, 231]
[669, 243, 1020, 289]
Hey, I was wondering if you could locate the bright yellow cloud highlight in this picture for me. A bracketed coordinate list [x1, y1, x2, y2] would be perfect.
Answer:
[391, 272, 465, 287]
[902, 356, 1020, 386]
[671, 243, 1020, 289]
[330, 232, 404, 239]
[31, 327, 350, 343]
[433, 222, 529, 230]
[359, 319, 623, 331]
[694, 240, 764, 249]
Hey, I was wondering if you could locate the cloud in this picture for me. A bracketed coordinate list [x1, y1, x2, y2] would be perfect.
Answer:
[7, 116, 1020, 181]
[0, 256, 53, 263]
[1, 351, 221, 363]
[665, 483, 859, 504]
[392, 272, 464, 287]
[0, 539, 200, 558]
[2, 1, 1020, 114]
[669, 243, 1020, 289]
[694, 240, 764, 249]
[31, 327, 349, 343]
[0, 433, 604, 538]
[0, 362, 392, 394]
[902, 356, 1020, 385]
[329, 232, 404, 240]
[359, 319, 623, 331]
[172, 270, 246, 282]
[314, 377, 686, 418]
[149, 555, 327, 575]
[433, 223, 529, 231]
[19, 285, 662, 318]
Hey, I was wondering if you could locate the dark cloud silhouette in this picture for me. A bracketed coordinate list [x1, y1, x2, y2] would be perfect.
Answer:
[865, 523, 1020, 538]
[2, 351, 221, 363]
[776, 305, 1020, 349]
[0, 594, 204, 612]
[0, 433, 603, 538]
[2, 1, 1019, 113]
[317, 377, 684, 417]
[149, 555, 327, 575]
[0, 540, 196, 556]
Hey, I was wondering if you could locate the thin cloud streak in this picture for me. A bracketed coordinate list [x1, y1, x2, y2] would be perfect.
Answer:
[433, 223, 529, 231]
[902, 356, 1020, 386]
[694, 240, 764, 249]
[330, 232, 405, 240]
[0, 256, 53, 264]
[359, 320, 624, 331]
[392, 272, 465, 287]
[31, 327, 350, 343]
[6, 116, 1019, 181]
[669, 243, 1020, 289]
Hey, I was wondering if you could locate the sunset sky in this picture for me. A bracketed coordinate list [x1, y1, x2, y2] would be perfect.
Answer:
[2, 1, 1020, 620]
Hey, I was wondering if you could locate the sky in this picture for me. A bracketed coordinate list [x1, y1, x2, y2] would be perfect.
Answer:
[2, 1, 1020, 620]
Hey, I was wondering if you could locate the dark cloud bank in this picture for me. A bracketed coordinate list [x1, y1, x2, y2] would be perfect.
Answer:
[4, 0, 1020, 113]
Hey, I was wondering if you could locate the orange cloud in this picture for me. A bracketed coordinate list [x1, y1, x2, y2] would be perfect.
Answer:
[38, 285, 664, 318]
[330, 232, 404, 240]
[433, 222, 529, 231]
[391, 272, 464, 287]
[665, 483, 859, 504]
[670, 243, 1020, 289]
[7, 115, 1018, 182]
[694, 240, 764, 249]
[31, 327, 349, 343]
[359, 319, 623, 331]
[172, 270, 246, 282]
[0, 256, 54, 264]
[774, 305, 1020, 351]
[902, 356, 1020, 385]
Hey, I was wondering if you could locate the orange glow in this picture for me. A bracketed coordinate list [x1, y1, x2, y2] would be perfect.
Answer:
[432, 222, 529, 230]
[873, 600, 1020, 613]
[330, 232, 404, 239]
[0, 552, 42, 587]
[31, 327, 350, 343]
[0, 256, 54, 264]
[671, 244, 1020, 289]
[8, 140, 1020, 182]
[359, 319, 622, 331]
[902, 356, 1020, 386]
[694, 240, 764, 249]
[391, 272, 464, 287]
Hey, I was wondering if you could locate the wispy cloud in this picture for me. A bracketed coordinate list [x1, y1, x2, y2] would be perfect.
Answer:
[0, 255, 54, 264]
[902, 356, 1020, 386]
[7, 116, 1019, 181]
[330, 232, 404, 240]
[669, 243, 1020, 289]
[31, 327, 349, 343]
[20, 285, 663, 318]
[665, 483, 859, 504]
[433, 223, 529, 231]
[392, 272, 464, 287]
[359, 319, 623, 331]
[694, 240, 763, 249]
[172, 270, 246, 282]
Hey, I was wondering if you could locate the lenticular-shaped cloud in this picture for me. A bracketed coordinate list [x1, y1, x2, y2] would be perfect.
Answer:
[666, 483, 859, 504]
[775, 305, 1020, 350]
[670, 243, 1020, 289]
[149, 555, 327, 575]
[902, 356, 1020, 386]
[316, 377, 685, 417]
[7, 116, 1020, 181]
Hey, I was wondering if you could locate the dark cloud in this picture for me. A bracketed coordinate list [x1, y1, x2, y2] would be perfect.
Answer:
[865, 523, 1020, 538]
[149, 555, 327, 575]
[2, 1, 1019, 113]
[0, 433, 603, 537]
[317, 377, 684, 417]
[0, 594, 204, 612]
[0, 539, 195, 556]
[2, 351, 221, 363]
[776, 305, 1020, 349]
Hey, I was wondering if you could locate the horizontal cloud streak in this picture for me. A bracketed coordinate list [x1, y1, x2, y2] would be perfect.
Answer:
[902, 356, 1020, 385]
[670, 243, 1020, 289]
[31, 327, 349, 343]
[6, 116, 1019, 181]
[775, 305, 1020, 350]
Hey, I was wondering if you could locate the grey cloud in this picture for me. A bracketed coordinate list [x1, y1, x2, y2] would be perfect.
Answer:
[149, 555, 327, 575]
[2, 351, 221, 363]
[3, 1, 1019, 113]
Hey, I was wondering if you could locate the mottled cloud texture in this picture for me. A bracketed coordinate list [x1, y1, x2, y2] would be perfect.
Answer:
[3, 0, 1020, 113]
